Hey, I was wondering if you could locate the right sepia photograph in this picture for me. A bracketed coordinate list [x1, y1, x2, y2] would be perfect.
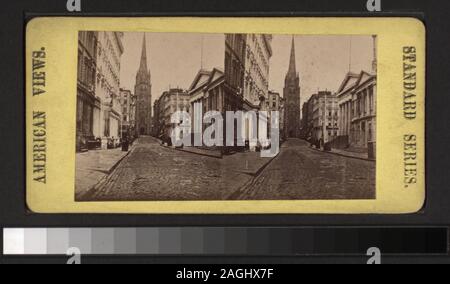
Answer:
[75, 32, 376, 202]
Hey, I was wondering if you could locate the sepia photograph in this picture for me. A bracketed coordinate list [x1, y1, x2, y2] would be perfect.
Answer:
[75, 31, 377, 202]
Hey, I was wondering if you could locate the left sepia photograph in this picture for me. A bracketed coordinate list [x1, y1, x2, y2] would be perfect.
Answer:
[75, 31, 377, 202]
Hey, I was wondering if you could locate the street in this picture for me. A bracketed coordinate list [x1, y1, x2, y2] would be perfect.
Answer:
[79, 137, 375, 201]
[79, 136, 253, 201]
[233, 139, 376, 200]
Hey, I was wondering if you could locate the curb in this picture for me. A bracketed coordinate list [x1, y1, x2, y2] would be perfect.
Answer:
[249, 154, 279, 177]
[78, 148, 134, 201]
[227, 153, 280, 200]
[229, 154, 278, 176]
[107, 147, 134, 174]
[309, 146, 375, 162]
[170, 146, 223, 159]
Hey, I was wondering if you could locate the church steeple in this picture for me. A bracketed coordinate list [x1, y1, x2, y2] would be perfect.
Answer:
[287, 36, 297, 77]
[137, 34, 151, 84]
[134, 33, 152, 136]
[283, 35, 301, 138]
[139, 34, 148, 72]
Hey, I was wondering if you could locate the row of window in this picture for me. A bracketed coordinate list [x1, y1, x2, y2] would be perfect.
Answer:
[77, 49, 96, 90]
[225, 51, 245, 89]
[248, 35, 271, 72]
[226, 34, 246, 60]
[97, 43, 121, 92]
[79, 32, 97, 58]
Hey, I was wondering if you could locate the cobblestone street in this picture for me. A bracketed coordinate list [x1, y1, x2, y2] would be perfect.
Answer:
[78, 136, 264, 201]
[233, 139, 376, 200]
[78, 137, 375, 201]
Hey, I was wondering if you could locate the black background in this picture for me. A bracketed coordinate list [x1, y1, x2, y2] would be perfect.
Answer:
[0, 0, 449, 264]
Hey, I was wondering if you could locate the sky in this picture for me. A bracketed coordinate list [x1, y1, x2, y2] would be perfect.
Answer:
[270, 35, 375, 103]
[119, 33, 375, 106]
[119, 32, 225, 105]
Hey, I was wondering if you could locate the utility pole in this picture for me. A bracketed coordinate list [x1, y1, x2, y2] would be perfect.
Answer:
[348, 36, 353, 72]
[323, 92, 328, 146]
[200, 35, 204, 70]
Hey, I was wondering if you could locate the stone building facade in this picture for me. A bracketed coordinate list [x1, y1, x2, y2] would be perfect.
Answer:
[154, 88, 191, 139]
[311, 91, 339, 145]
[336, 35, 377, 158]
[336, 71, 377, 153]
[301, 99, 313, 139]
[76, 31, 124, 151]
[119, 88, 135, 137]
[337, 72, 360, 140]
[223, 34, 273, 150]
[243, 34, 273, 110]
[224, 34, 246, 102]
[268, 90, 284, 139]
[95, 31, 124, 148]
[350, 72, 377, 149]
[189, 68, 227, 147]
[135, 34, 152, 136]
[76, 31, 99, 151]
[152, 97, 162, 138]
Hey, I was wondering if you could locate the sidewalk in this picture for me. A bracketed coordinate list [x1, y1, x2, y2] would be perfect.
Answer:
[75, 148, 131, 198]
[312, 146, 375, 161]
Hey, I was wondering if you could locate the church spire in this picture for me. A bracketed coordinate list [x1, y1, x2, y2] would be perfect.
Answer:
[136, 33, 151, 85]
[134, 33, 152, 136]
[287, 36, 297, 76]
[139, 33, 148, 73]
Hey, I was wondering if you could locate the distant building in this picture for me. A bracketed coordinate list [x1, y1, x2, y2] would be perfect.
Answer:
[76, 31, 99, 151]
[311, 91, 339, 145]
[283, 37, 301, 138]
[301, 99, 313, 139]
[279, 97, 286, 140]
[268, 91, 284, 136]
[135, 34, 152, 136]
[152, 97, 162, 138]
[119, 89, 135, 136]
[154, 88, 191, 139]
[268, 91, 282, 112]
